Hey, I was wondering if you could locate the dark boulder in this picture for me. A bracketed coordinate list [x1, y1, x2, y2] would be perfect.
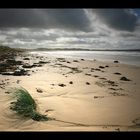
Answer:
[114, 72, 121, 75]
[23, 58, 30, 60]
[13, 69, 27, 76]
[120, 77, 131, 81]
[114, 60, 119, 63]
[99, 66, 105, 69]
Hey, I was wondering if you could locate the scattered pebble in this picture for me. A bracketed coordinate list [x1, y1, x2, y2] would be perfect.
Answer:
[94, 96, 104, 99]
[86, 82, 90, 85]
[93, 75, 99, 78]
[94, 96, 98, 99]
[81, 59, 85, 61]
[58, 83, 66, 87]
[5, 91, 10, 94]
[69, 81, 73, 84]
[99, 66, 105, 69]
[36, 88, 43, 93]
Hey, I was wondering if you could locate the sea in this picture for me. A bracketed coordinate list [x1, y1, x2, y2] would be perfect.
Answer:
[29, 50, 140, 66]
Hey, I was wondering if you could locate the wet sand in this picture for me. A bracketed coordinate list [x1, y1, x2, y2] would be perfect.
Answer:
[0, 53, 140, 131]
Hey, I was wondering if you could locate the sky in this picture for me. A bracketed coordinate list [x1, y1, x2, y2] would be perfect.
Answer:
[0, 9, 140, 50]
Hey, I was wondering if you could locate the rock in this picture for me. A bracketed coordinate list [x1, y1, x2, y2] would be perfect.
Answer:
[5, 91, 10, 94]
[108, 88, 116, 91]
[16, 80, 20, 84]
[114, 60, 119, 63]
[23, 58, 30, 60]
[94, 96, 98, 99]
[99, 77, 107, 80]
[86, 82, 90, 85]
[13, 69, 27, 76]
[107, 80, 115, 84]
[36, 88, 43, 93]
[120, 77, 131, 81]
[114, 72, 121, 75]
[99, 66, 105, 69]
[67, 61, 71, 63]
[81, 59, 85, 61]
[1, 72, 14, 75]
[22, 64, 33, 68]
[69, 81, 73, 84]
[73, 60, 79, 62]
[93, 75, 99, 78]
[105, 65, 109, 67]
[58, 83, 66, 87]
[95, 68, 101, 71]
[85, 73, 92, 76]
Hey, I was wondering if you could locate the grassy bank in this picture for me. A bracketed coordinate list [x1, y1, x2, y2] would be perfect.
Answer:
[10, 88, 50, 121]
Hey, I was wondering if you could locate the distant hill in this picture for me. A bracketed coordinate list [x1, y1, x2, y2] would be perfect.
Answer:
[0, 45, 26, 55]
[33, 47, 140, 52]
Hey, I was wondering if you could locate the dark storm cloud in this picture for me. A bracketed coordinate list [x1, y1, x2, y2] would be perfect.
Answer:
[0, 9, 91, 32]
[91, 9, 138, 32]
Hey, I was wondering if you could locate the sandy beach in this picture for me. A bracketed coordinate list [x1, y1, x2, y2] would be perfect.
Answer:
[0, 52, 140, 131]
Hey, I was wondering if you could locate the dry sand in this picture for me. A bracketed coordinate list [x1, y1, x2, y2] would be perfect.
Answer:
[0, 53, 140, 131]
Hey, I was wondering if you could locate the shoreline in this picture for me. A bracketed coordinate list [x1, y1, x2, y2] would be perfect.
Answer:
[28, 50, 140, 67]
[0, 50, 140, 131]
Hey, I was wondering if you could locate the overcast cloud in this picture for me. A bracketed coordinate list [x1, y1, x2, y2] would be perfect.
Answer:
[0, 9, 140, 50]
